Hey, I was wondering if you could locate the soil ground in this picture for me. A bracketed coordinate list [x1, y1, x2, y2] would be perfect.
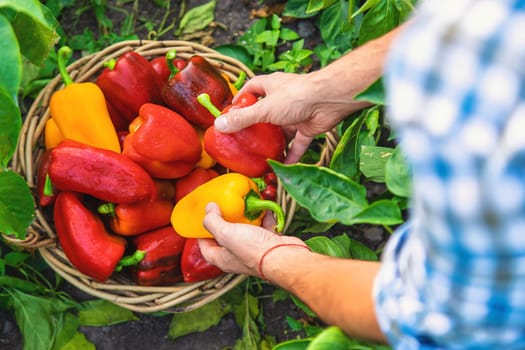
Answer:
[1, 1, 390, 349]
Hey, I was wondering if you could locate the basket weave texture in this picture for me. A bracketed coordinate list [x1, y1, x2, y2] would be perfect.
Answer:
[6, 40, 339, 313]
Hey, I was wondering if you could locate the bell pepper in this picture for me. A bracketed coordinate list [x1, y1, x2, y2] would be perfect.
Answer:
[181, 238, 223, 283]
[36, 150, 56, 207]
[132, 226, 186, 286]
[150, 49, 187, 88]
[171, 173, 285, 238]
[98, 199, 174, 236]
[48, 140, 156, 204]
[161, 55, 233, 129]
[44, 119, 64, 150]
[198, 93, 287, 178]
[96, 51, 163, 123]
[220, 70, 246, 96]
[48, 46, 121, 153]
[54, 191, 127, 282]
[122, 103, 202, 179]
[174, 168, 219, 202]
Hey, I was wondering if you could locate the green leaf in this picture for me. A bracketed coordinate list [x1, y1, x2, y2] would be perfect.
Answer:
[78, 299, 138, 326]
[359, 0, 401, 45]
[52, 312, 81, 350]
[0, 170, 35, 239]
[354, 77, 385, 105]
[0, 87, 21, 168]
[351, 0, 380, 18]
[0, 14, 21, 102]
[168, 298, 232, 340]
[279, 27, 300, 41]
[306, 0, 338, 13]
[256, 30, 280, 47]
[348, 238, 378, 261]
[351, 199, 402, 225]
[283, 0, 318, 18]
[214, 44, 253, 68]
[329, 115, 367, 181]
[306, 326, 355, 349]
[1, 0, 59, 66]
[359, 145, 394, 182]
[59, 331, 96, 350]
[317, 2, 346, 45]
[274, 338, 311, 350]
[176, 0, 216, 35]
[0, 276, 41, 292]
[305, 236, 348, 258]
[6, 288, 77, 350]
[269, 161, 368, 224]
[385, 146, 411, 198]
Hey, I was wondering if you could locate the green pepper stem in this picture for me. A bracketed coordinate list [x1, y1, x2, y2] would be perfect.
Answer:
[197, 93, 222, 118]
[57, 46, 74, 86]
[43, 174, 54, 196]
[97, 203, 116, 216]
[233, 71, 246, 90]
[103, 58, 117, 70]
[166, 49, 179, 79]
[115, 250, 146, 271]
[245, 190, 285, 233]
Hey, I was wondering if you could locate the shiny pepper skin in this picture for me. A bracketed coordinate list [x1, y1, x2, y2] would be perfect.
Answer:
[54, 192, 126, 282]
[48, 140, 156, 204]
[181, 239, 223, 283]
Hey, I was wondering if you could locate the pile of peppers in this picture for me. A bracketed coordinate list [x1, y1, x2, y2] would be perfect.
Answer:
[40, 46, 288, 285]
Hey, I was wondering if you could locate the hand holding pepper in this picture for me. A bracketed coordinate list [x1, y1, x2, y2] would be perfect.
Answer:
[198, 93, 286, 178]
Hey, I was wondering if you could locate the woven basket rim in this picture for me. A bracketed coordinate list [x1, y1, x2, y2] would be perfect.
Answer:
[5, 39, 338, 313]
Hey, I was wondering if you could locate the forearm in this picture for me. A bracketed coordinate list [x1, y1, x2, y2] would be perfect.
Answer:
[263, 246, 385, 343]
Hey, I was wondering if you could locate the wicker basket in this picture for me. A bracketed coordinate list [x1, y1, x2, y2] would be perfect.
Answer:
[5, 40, 339, 313]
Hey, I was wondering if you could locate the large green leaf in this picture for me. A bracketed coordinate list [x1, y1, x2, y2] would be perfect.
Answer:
[269, 161, 368, 224]
[350, 199, 402, 225]
[0, 170, 34, 239]
[0, 0, 58, 66]
[329, 115, 367, 181]
[385, 146, 411, 198]
[78, 299, 138, 326]
[283, 0, 318, 18]
[306, 0, 338, 13]
[306, 236, 348, 257]
[0, 87, 21, 168]
[0, 14, 21, 103]
[359, 145, 394, 182]
[168, 298, 232, 340]
[354, 77, 385, 105]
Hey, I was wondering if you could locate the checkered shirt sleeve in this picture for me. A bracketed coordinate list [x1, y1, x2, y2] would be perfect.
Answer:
[373, 0, 525, 348]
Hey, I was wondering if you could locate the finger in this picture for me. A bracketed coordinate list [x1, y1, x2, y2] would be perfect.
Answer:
[285, 131, 314, 164]
[198, 239, 254, 275]
[262, 212, 277, 230]
[233, 74, 271, 100]
[214, 103, 264, 133]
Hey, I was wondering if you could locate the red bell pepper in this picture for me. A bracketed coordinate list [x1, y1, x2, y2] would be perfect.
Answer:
[150, 50, 187, 88]
[96, 51, 163, 123]
[48, 140, 156, 204]
[181, 238, 224, 283]
[132, 226, 186, 286]
[174, 168, 219, 202]
[98, 199, 174, 236]
[54, 191, 127, 282]
[161, 55, 233, 129]
[122, 103, 202, 179]
[36, 150, 57, 207]
[198, 93, 287, 178]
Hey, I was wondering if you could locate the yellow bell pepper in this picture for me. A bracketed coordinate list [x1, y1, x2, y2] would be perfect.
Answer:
[44, 118, 64, 149]
[48, 46, 121, 153]
[171, 173, 285, 238]
[220, 71, 246, 96]
[194, 128, 216, 169]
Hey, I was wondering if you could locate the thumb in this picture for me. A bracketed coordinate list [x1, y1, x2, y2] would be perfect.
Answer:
[214, 103, 266, 133]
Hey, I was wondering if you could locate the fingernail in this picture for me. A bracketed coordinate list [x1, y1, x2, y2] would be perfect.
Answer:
[205, 202, 215, 213]
[214, 116, 228, 132]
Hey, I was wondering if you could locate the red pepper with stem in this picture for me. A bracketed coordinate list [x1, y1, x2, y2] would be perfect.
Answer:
[181, 239, 223, 283]
[197, 93, 287, 178]
[48, 140, 156, 204]
[161, 55, 233, 129]
[150, 49, 187, 88]
[96, 51, 163, 123]
[132, 226, 186, 286]
[54, 192, 145, 282]
[122, 103, 202, 179]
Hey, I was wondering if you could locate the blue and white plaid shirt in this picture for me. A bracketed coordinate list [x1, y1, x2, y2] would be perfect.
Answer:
[374, 0, 525, 348]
